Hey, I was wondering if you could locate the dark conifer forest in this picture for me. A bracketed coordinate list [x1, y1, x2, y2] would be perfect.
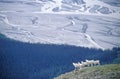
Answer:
[0, 34, 120, 79]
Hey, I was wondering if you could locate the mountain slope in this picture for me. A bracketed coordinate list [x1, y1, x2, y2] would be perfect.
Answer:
[0, 0, 120, 49]
[54, 64, 120, 79]
[34, 0, 120, 16]
[0, 0, 120, 16]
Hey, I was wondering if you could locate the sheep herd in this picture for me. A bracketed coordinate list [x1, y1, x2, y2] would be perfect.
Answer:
[73, 60, 100, 70]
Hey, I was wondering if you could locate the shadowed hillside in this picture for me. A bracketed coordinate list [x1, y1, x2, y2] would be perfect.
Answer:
[0, 34, 120, 79]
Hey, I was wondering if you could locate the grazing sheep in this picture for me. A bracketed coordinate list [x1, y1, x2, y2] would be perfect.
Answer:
[73, 63, 81, 70]
[73, 60, 100, 70]
[81, 61, 88, 67]
[85, 59, 94, 66]
[93, 60, 100, 66]
[78, 62, 84, 69]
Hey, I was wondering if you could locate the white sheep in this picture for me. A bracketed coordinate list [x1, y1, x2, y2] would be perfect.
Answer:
[73, 63, 80, 70]
[73, 60, 100, 70]
[93, 60, 100, 66]
[78, 62, 84, 69]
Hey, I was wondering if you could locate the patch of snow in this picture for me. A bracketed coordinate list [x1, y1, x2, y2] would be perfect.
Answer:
[0, 0, 120, 50]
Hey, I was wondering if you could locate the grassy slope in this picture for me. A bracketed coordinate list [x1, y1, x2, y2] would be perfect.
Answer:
[54, 64, 120, 79]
